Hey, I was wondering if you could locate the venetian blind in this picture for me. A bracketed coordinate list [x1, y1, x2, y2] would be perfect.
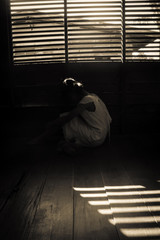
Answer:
[125, 0, 160, 61]
[10, 0, 66, 64]
[10, 0, 160, 64]
[67, 0, 122, 62]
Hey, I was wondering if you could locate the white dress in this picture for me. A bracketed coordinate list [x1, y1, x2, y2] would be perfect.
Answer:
[62, 94, 112, 147]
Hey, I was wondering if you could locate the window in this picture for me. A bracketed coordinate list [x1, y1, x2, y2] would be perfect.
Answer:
[10, 0, 160, 64]
[67, 0, 122, 62]
[10, 0, 66, 64]
[125, 0, 160, 61]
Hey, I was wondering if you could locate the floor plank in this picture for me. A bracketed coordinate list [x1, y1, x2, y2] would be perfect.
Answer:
[100, 140, 160, 240]
[0, 147, 50, 240]
[73, 152, 119, 240]
[28, 155, 74, 240]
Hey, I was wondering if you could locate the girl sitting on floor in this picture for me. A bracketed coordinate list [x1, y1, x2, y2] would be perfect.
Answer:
[31, 78, 112, 155]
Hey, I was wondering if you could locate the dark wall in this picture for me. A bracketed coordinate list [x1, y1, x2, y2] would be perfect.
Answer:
[0, 0, 12, 107]
[121, 63, 160, 134]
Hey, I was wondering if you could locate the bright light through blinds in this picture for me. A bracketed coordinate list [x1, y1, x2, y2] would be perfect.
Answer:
[10, 0, 66, 64]
[10, 0, 160, 64]
[125, 0, 160, 61]
[67, 0, 122, 62]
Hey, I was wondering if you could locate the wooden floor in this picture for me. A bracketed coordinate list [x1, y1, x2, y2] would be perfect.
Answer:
[1, 133, 160, 240]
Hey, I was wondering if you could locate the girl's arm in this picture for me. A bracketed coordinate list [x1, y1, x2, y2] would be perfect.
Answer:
[50, 101, 95, 128]
[29, 102, 95, 144]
